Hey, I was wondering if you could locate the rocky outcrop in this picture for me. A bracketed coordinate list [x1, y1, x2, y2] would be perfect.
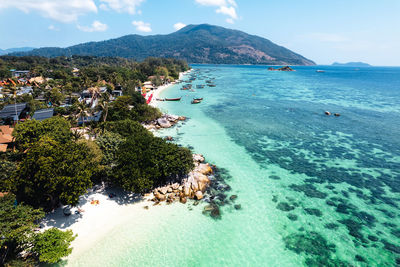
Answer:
[143, 114, 187, 130]
[150, 154, 213, 204]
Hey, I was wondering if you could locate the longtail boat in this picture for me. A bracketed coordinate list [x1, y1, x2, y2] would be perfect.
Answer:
[165, 97, 181, 101]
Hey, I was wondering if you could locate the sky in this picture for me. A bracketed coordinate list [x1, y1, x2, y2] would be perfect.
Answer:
[0, 0, 399, 66]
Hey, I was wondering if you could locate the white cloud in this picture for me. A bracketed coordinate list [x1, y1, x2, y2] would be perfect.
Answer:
[216, 5, 237, 19]
[173, 22, 187, 31]
[0, 0, 97, 23]
[100, 0, 145, 14]
[195, 0, 238, 23]
[77, 20, 108, 32]
[132, 21, 152, 32]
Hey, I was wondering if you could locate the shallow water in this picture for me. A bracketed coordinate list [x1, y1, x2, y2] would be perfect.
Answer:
[65, 65, 400, 266]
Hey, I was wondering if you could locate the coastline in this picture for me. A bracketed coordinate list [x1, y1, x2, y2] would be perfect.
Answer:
[42, 69, 194, 264]
[149, 69, 191, 107]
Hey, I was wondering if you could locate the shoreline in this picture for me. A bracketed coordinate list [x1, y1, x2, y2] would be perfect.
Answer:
[42, 68, 196, 263]
[149, 69, 191, 107]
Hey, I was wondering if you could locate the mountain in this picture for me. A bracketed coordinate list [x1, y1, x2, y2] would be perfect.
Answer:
[332, 62, 372, 67]
[0, 47, 35, 55]
[13, 24, 315, 65]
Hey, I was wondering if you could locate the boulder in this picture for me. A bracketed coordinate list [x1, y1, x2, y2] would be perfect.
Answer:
[234, 204, 241, 210]
[183, 183, 191, 197]
[197, 164, 213, 175]
[193, 154, 205, 163]
[155, 192, 166, 201]
[167, 187, 173, 193]
[178, 116, 186, 121]
[191, 180, 199, 192]
[172, 183, 180, 190]
[180, 196, 187, 204]
[157, 118, 172, 128]
[166, 115, 179, 122]
[229, 195, 238, 201]
[195, 191, 203, 200]
[160, 187, 168, 195]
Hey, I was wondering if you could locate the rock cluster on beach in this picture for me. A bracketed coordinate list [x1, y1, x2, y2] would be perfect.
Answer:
[151, 154, 213, 204]
[143, 114, 186, 130]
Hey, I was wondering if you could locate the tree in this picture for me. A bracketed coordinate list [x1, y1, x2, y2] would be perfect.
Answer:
[14, 137, 97, 209]
[45, 88, 64, 106]
[0, 194, 44, 265]
[103, 119, 152, 138]
[0, 160, 16, 192]
[13, 116, 72, 151]
[31, 228, 75, 264]
[114, 131, 194, 193]
[98, 92, 110, 122]
[76, 101, 89, 127]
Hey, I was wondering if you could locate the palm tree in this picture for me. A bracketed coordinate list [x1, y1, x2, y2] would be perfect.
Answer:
[76, 101, 89, 127]
[88, 86, 100, 108]
[98, 92, 110, 122]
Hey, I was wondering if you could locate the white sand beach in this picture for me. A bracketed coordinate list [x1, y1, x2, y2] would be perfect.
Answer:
[149, 69, 191, 107]
[41, 69, 193, 264]
[41, 185, 152, 259]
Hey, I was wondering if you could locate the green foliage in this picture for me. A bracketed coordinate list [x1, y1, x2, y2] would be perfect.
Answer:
[0, 194, 44, 264]
[32, 228, 75, 264]
[115, 129, 194, 193]
[0, 160, 17, 191]
[45, 88, 65, 105]
[96, 131, 124, 167]
[107, 94, 161, 122]
[14, 137, 96, 209]
[13, 116, 72, 151]
[103, 119, 151, 138]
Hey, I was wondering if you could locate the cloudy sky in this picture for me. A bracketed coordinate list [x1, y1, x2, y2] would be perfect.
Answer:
[0, 0, 399, 65]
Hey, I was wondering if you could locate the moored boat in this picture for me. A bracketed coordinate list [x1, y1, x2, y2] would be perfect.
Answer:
[165, 97, 181, 101]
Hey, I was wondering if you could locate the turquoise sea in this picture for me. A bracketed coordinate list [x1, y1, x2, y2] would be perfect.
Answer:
[67, 65, 400, 266]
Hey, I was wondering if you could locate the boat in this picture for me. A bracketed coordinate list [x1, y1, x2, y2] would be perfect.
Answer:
[316, 70, 325, 73]
[191, 99, 201, 104]
[193, 98, 203, 101]
[165, 97, 181, 101]
[208, 84, 216, 87]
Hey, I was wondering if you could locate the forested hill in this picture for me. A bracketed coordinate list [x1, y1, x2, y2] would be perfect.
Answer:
[13, 24, 315, 66]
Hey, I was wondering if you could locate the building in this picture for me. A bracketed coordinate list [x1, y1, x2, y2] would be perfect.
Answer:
[78, 111, 102, 126]
[32, 108, 54, 121]
[11, 70, 30, 78]
[0, 103, 28, 122]
[0, 125, 14, 152]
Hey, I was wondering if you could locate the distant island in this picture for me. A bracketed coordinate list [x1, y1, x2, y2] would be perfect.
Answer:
[11, 24, 315, 66]
[332, 62, 372, 67]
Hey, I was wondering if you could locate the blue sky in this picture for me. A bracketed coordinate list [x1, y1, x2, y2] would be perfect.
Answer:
[0, 0, 399, 65]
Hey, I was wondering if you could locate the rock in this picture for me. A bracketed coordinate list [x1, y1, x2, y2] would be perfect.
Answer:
[325, 111, 331, 116]
[178, 116, 186, 121]
[195, 191, 204, 200]
[155, 193, 166, 201]
[157, 118, 172, 128]
[183, 183, 191, 197]
[172, 183, 180, 190]
[167, 115, 179, 122]
[144, 206, 149, 210]
[191, 180, 199, 192]
[210, 206, 221, 219]
[180, 196, 187, 204]
[165, 136, 174, 141]
[204, 205, 214, 212]
[193, 201, 200, 206]
[197, 164, 213, 175]
[155, 125, 161, 129]
[193, 154, 205, 163]
[160, 187, 168, 195]
[167, 187, 173, 193]
[234, 204, 241, 210]
[229, 195, 238, 201]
